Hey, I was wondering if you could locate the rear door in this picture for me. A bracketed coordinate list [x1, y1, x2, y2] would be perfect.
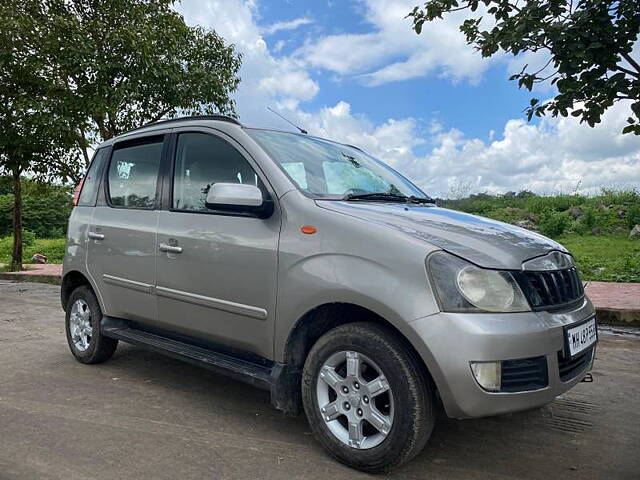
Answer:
[86, 134, 167, 325]
[155, 129, 280, 359]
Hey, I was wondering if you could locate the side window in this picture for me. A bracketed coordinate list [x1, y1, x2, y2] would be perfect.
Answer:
[107, 137, 164, 209]
[78, 148, 108, 206]
[173, 133, 260, 212]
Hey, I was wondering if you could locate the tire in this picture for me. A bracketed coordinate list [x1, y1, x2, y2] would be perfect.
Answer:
[302, 322, 434, 473]
[65, 286, 118, 364]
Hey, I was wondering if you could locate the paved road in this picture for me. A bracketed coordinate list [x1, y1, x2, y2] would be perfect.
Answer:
[1, 281, 638, 480]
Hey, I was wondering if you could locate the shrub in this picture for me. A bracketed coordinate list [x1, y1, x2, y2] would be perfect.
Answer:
[581, 208, 596, 231]
[539, 211, 569, 237]
[22, 230, 36, 247]
[0, 177, 73, 238]
[0, 236, 67, 264]
[627, 204, 640, 229]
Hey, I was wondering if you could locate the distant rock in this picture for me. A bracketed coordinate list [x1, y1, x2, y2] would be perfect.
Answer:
[591, 227, 603, 235]
[524, 212, 540, 223]
[568, 206, 582, 219]
[30, 253, 47, 264]
[515, 219, 539, 232]
[506, 207, 523, 215]
[630, 225, 640, 239]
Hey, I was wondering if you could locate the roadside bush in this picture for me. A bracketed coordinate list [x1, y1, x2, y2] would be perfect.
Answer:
[580, 208, 596, 231]
[627, 204, 640, 229]
[539, 211, 568, 237]
[0, 177, 73, 238]
[0, 236, 66, 264]
[22, 230, 36, 247]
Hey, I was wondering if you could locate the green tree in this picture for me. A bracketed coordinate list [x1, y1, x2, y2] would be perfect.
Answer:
[1, 0, 242, 269]
[39, 0, 242, 155]
[408, 0, 640, 134]
[0, 3, 81, 269]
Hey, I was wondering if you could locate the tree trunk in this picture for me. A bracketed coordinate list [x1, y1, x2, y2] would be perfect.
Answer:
[11, 168, 23, 270]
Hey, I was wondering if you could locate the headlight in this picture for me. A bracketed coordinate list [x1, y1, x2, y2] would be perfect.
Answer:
[427, 251, 531, 313]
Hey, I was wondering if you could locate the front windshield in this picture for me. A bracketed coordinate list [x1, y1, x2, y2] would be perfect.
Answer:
[247, 129, 428, 200]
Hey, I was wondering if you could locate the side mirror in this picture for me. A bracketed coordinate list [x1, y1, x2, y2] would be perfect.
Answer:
[205, 183, 273, 218]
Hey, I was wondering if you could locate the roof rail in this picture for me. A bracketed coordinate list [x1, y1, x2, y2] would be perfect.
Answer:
[122, 114, 242, 135]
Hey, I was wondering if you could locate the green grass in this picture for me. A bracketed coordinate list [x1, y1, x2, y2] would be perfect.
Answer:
[0, 236, 66, 266]
[557, 234, 640, 283]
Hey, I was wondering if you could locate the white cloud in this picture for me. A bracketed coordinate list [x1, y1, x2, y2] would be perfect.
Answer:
[259, 70, 319, 100]
[261, 17, 313, 36]
[174, 0, 640, 198]
[175, 0, 318, 125]
[297, 0, 490, 86]
[403, 101, 640, 197]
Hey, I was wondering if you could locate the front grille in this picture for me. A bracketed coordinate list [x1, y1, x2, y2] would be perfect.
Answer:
[558, 347, 593, 382]
[513, 267, 584, 311]
[501, 356, 548, 392]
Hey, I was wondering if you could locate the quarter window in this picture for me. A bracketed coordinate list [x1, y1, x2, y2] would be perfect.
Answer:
[107, 138, 164, 209]
[78, 148, 108, 206]
[173, 133, 260, 212]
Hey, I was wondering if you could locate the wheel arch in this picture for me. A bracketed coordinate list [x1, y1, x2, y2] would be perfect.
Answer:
[61, 270, 100, 312]
[272, 302, 439, 416]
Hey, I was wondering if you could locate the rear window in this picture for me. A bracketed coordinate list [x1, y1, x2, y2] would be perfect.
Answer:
[107, 138, 164, 209]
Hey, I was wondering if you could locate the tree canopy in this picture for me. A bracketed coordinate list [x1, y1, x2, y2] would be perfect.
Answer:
[0, 0, 243, 267]
[36, 0, 242, 151]
[408, 0, 640, 134]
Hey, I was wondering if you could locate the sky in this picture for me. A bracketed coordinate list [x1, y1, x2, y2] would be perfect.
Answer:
[175, 0, 640, 198]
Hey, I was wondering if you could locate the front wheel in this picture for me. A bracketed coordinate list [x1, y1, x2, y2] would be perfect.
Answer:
[302, 322, 435, 473]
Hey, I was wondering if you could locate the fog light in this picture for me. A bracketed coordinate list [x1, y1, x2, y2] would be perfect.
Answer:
[470, 361, 501, 392]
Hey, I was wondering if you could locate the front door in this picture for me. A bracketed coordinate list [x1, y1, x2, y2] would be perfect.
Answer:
[155, 130, 280, 359]
[86, 134, 166, 325]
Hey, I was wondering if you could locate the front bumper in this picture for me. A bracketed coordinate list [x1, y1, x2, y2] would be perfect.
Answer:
[409, 297, 597, 419]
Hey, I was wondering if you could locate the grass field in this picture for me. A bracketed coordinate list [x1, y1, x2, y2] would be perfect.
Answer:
[0, 237, 66, 267]
[557, 234, 640, 283]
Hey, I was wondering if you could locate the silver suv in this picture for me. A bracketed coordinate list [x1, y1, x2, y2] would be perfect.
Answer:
[62, 115, 597, 472]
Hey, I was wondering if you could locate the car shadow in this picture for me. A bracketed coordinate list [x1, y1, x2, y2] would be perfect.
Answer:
[96, 344, 599, 480]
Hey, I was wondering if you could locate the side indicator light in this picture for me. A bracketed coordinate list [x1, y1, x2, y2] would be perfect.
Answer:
[300, 225, 317, 235]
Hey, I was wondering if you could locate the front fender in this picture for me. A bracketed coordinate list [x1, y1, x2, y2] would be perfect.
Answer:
[273, 251, 438, 362]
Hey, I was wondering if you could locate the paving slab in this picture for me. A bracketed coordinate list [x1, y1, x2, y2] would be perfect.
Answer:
[0, 281, 638, 480]
[584, 281, 640, 326]
[0, 263, 62, 285]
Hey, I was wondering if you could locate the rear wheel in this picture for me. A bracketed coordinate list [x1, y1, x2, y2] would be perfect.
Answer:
[302, 322, 434, 473]
[65, 286, 118, 364]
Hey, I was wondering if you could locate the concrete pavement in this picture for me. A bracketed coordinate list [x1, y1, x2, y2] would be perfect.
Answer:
[0, 281, 639, 480]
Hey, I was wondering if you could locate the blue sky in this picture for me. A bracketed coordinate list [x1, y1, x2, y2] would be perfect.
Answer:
[176, 0, 640, 197]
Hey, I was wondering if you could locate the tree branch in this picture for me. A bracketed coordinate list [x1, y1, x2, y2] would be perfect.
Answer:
[615, 65, 640, 79]
[149, 107, 174, 123]
[621, 52, 640, 75]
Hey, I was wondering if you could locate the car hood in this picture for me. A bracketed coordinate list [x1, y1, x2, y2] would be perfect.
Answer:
[317, 201, 567, 270]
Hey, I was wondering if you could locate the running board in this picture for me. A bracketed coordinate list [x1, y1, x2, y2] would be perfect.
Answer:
[101, 318, 272, 390]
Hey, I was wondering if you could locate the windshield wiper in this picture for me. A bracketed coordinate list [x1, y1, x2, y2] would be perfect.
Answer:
[342, 192, 435, 204]
[343, 192, 409, 202]
[407, 195, 436, 204]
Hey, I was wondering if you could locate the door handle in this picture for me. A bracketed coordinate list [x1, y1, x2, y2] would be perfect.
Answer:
[88, 232, 105, 240]
[158, 243, 183, 254]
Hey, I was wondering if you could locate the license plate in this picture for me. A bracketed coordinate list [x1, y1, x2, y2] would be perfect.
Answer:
[565, 318, 597, 357]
